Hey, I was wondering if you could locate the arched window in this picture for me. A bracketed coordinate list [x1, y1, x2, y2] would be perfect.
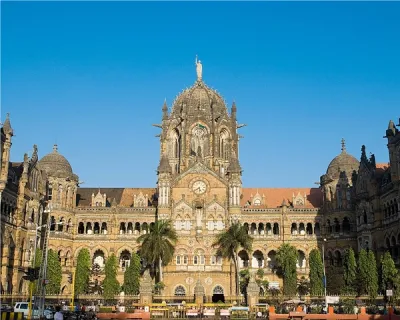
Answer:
[219, 129, 229, 160]
[174, 285, 186, 296]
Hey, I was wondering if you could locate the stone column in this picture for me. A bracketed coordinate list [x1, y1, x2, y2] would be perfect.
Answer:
[194, 280, 205, 306]
[246, 271, 260, 308]
[139, 269, 153, 305]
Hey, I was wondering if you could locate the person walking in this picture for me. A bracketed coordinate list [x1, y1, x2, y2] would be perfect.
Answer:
[54, 306, 63, 320]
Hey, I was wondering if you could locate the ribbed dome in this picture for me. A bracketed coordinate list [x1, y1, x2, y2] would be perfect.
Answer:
[39, 144, 73, 178]
[326, 139, 359, 179]
[171, 80, 228, 117]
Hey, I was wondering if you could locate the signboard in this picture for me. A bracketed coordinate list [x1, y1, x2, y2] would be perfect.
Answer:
[220, 309, 230, 316]
[386, 290, 393, 297]
[326, 296, 340, 304]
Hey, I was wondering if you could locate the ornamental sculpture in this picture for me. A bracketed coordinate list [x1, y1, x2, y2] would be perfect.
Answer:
[195, 55, 202, 81]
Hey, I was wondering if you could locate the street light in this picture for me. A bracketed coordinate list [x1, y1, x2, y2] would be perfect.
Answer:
[321, 238, 328, 312]
[27, 219, 47, 320]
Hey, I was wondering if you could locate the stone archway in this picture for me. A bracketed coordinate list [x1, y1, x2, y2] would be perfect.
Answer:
[212, 285, 225, 303]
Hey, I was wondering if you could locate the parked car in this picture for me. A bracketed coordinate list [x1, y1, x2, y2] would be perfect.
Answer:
[14, 302, 39, 318]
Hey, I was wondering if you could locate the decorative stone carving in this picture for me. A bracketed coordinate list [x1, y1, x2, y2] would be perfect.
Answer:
[205, 277, 213, 285]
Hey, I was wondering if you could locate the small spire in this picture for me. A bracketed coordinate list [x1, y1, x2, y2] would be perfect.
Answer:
[2, 112, 13, 135]
[341, 138, 346, 153]
[53, 144, 58, 152]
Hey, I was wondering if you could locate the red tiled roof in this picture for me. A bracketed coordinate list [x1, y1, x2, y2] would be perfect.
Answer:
[241, 188, 323, 209]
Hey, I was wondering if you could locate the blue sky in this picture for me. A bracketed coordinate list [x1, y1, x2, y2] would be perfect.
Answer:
[2, 2, 399, 188]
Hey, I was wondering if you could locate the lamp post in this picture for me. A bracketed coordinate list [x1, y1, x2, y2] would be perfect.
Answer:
[321, 238, 328, 312]
[28, 220, 45, 320]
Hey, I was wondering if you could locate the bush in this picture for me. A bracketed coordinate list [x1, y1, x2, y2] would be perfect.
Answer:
[98, 307, 113, 313]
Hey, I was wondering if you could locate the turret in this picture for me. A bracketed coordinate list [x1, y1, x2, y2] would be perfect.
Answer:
[384, 117, 400, 181]
[0, 113, 14, 193]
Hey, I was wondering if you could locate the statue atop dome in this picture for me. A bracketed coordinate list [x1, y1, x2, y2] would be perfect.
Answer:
[195, 55, 202, 81]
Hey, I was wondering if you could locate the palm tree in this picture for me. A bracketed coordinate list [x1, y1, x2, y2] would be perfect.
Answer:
[137, 219, 177, 282]
[212, 222, 253, 296]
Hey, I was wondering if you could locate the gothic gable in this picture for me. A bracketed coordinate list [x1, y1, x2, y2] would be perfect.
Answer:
[172, 161, 228, 187]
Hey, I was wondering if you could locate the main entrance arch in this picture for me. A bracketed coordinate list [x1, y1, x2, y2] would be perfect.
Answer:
[212, 285, 225, 303]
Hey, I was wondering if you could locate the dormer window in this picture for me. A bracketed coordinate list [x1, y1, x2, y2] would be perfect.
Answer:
[253, 198, 261, 206]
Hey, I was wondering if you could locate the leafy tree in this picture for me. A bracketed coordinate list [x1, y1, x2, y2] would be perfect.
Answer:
[102, 254, 120, 300]
[212, 222, 253, 296]
[123, 253, 141, 295]
[380, 251, 399, 299]
[239, 268, 250, 294]
[358, 249, 378, 298]
[46, 249, 62, 294]
[74, 248, 91, 295]
[137, 219, 177, 283]
[308, 248, 324, 296]
[276, 243, 298, 297]
[30, 248, 43, 295]
[366, 250, 379, 299]
[342, 248, 357, 294]
[154, 282, 165, 295]
[297, 276, 310, 297]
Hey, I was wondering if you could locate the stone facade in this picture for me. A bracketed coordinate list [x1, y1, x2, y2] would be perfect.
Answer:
[1, 64, 399, 299]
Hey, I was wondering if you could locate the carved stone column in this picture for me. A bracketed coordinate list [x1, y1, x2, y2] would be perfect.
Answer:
[139, 269, 153, 305]
[194, 280, 205, 306]
[246, 271, 260, 308]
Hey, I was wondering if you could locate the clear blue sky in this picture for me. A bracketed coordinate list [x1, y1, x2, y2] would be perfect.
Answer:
[2, 2, 399, 188]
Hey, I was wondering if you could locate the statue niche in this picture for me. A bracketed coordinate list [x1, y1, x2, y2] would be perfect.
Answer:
[190, 125, 209, 158]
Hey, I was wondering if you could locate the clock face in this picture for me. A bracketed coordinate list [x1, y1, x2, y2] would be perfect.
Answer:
[192, 180, 207, 194]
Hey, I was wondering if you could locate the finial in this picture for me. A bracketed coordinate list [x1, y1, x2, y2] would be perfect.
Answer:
[341, 138, 346, 153]
[53, 144, 58, 152]
[6, 113, 10, 119]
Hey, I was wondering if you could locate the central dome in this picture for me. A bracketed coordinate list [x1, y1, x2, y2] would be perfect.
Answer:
[171, 80, 228, 117]
[326, 139, 359, 179]
[39, 144, 74, 178]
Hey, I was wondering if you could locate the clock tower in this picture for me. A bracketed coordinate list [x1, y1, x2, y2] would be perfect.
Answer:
[153, 58, 245, 296]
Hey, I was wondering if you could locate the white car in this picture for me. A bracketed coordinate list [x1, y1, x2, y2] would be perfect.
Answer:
[14, 302, 39, 319]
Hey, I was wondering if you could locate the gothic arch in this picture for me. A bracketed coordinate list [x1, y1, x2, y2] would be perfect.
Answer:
[212, 285, 224, 295]
[173, 284, 187, 296]
[91, 245, 109, 258]
[116, 245, 136, 257]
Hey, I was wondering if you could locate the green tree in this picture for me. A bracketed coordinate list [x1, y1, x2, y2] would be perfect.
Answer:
[30, 248, 43, 295]
[380, 252, 398, 298]
[74, 248, 91, 295]
[46, 249, 62, 294]
[137, 219, 177, 283]
[212, 222, 253, 296]
[308, 249, 324, 296]
[276, 243, 298, 297]
[358, 249, 378, 298]
[297, 276, 310, 297]
[239, 268, 250, 294]
[123, 253, 141, 295]
[342, 248, 357, 294]
[102, 254, 120, 300]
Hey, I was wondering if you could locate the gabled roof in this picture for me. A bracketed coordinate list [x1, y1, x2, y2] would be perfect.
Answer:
[76, 188, 157, 207]
[241, 187, 322, 209]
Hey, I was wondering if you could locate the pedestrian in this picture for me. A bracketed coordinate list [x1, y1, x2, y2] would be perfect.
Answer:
[54, 306, 63, 320]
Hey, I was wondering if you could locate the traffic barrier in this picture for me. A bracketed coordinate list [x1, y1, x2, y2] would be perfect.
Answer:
[1, 313, 24, 320]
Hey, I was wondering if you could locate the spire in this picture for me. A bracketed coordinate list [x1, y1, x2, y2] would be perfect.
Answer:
[162, 99, 168, 120]
[157, 154, 172, 174]
[53, 144, 58, 153]
[2, 113, 13, 135]
[361, 145, 368, 163]
[341, 138, 346, 153]
[232, 101, 237, 112]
